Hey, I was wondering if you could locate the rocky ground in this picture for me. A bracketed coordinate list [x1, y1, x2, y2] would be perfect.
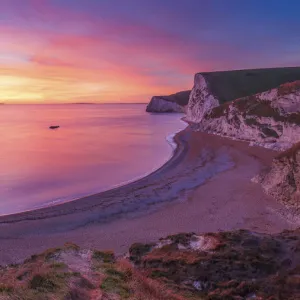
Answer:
[1, 229, 300, 300]
[254, 142, 300, 213]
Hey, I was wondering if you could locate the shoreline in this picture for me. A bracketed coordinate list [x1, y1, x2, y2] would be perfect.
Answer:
[0, 128, 297, 265]
[0, 126, 189, 223]
[1, 120, 186, 218]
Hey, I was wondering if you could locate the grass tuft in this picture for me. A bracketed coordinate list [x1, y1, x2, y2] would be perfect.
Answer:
[105, 268, 127, 281]
[100, 276, 131, 298]
[92, 250, 115, 263]
[63, 242, 80, 251]
[0, 284, 13, 293]
[50, 262, 67, 269]
[29, 273, 58, 292]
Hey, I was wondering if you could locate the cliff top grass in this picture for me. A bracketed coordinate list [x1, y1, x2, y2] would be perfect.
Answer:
[199, 66, 300, 104]
[209, 81, 300, 126]
[154, 90, 191, 106]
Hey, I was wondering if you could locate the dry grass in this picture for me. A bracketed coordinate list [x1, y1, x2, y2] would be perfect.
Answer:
[0, 243, 190, 300]
[0, 244, 99, 300]
[277, 80, 300, 96]
[128, 230, 300, 299]
[92, 250, 115, 263]
[3, 230, 299, 299]
[117, 259, 186, 300]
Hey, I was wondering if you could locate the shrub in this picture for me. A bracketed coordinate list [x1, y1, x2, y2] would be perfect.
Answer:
[29, 274, 58, 292]
[92, 250, 115, 263]
[0, 284, 13, 293]
[100, 276, 131, 298]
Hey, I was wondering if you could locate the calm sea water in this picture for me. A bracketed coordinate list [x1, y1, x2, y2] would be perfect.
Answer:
[0, 104, 186, 216]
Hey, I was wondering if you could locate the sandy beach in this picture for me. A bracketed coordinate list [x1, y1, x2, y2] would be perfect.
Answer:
[0, 128, 297, 265]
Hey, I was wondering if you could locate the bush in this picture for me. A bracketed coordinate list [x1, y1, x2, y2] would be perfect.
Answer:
[0, 284, 13, 293]
[29, 274, 58, 292]
[92, 250, 115, 263]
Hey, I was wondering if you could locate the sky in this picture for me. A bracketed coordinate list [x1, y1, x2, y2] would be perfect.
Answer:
[1, 0, 300, 104]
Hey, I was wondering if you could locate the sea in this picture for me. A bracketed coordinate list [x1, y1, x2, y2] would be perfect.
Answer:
[0, 104, 186, 216]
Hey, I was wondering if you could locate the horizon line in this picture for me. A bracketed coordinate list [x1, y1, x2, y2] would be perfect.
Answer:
[0, 102, 148, 105]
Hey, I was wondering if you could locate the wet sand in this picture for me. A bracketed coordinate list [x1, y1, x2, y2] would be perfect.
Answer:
[0, 129, 296, 265]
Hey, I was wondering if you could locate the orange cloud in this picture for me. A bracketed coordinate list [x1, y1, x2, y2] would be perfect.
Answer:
[0, 11, 207, 104]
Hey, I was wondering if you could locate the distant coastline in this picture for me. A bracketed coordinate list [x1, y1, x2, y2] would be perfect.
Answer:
[0, 102, 148, 105]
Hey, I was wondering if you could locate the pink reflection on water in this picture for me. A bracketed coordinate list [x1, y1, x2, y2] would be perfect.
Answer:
[0, 104, 185, 215]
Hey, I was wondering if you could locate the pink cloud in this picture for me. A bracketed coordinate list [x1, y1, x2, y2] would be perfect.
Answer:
[0, 1, 220, 103]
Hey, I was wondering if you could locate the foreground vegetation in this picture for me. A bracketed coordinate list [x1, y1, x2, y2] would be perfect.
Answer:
[0, 242, 182, 300]
[1, 229, 300, 299]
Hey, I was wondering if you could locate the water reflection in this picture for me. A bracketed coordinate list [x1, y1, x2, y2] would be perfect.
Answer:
[0, 104, 186, 215]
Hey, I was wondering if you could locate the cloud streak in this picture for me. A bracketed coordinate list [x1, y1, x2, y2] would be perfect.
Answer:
[1, 0, 300, 103]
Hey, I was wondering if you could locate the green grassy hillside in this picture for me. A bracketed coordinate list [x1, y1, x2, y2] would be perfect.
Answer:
[200, 67, 300, 104]
[156, 90, 190, 106]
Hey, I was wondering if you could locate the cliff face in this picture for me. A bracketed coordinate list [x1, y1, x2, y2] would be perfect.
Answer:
[186, 74, 219, 122]
[146, 90, 190, 113]
[186, 67, 300, 123]
[190, 81, 300, 150]
[254, 142, 300, 210]
[146, 96, 184, 113]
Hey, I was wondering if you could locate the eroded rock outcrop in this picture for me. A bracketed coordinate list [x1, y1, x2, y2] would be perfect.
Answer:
[186, 67, 300, 123]
[191, 81, 300, 150]
[254, 142, 300, 210]
[146, 90, 190, 113]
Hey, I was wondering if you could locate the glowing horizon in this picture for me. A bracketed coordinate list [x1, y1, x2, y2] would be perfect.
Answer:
[1, 0, 300, 104]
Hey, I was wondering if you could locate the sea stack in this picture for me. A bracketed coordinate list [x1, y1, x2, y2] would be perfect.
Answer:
[49, 125, 60, 129]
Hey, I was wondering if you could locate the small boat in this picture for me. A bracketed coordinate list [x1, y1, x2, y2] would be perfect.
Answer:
[49, 125, 60, 129]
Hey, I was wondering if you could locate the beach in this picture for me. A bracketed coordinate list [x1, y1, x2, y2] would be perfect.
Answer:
[0, 128, 297, 265]
[0, 104, 186, 216]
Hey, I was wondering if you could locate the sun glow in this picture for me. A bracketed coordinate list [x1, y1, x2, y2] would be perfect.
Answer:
[0, 75, 44, 101]
[0, 2, 195, 104]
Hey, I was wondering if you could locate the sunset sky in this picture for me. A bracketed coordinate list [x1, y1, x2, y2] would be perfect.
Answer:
[1, 0, 300, 104]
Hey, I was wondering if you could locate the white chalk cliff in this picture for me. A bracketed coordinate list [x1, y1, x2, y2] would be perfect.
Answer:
[186, 73, 219, 122]
[187, 81, 300, 151]
[146, 90, 190, 113]
[146, 96, 184, 113]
